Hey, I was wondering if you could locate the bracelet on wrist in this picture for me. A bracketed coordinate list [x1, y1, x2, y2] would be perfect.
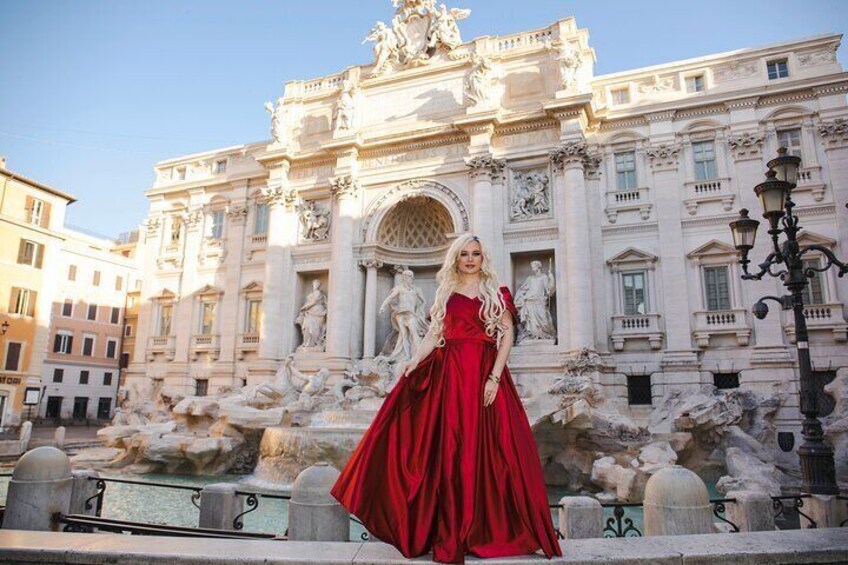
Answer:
[487, 373, 501, 384]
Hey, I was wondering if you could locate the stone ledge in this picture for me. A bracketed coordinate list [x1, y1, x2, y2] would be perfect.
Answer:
[0, 528, 846, 564]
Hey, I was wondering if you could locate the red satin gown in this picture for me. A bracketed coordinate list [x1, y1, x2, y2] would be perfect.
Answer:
[330, 287, 562, 563]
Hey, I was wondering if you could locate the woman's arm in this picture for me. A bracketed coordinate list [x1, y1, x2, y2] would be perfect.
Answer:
[490, 311, 514, 380]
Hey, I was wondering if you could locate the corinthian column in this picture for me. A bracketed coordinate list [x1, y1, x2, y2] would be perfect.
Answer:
[326, 174, 360, 360]
[465, 154, 506, 274]
[259, 164, 296, 361]
[550, 141, 595, 350]
[361, 259, 383, 359]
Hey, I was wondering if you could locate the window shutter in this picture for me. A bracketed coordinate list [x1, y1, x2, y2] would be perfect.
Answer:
[67, 335, 74, 353]
[34, 244, 44, 269]
[27, 290, 37, 317]
[41, 202, 51, 228]
[17, 240, 26, 264]
[8, 287, 20, 314]
[25, 195, 34, 222]
[54, 333, 62, 353]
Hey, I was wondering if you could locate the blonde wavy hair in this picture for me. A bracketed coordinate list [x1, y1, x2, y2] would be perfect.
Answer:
[429, 234, 506, 347]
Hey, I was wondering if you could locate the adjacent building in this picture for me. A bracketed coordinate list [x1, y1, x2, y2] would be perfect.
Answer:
[39, 229, 137, 422]
[127, 9, 848, 460]
[0, 158, 75, 428]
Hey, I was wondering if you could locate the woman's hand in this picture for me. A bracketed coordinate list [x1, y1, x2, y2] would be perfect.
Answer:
[483, 378, 499, 407]
[400, 359, 419, 378]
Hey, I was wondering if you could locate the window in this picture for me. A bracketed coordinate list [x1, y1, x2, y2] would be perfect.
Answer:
[170, 217, 182, 243]
[82, 336, 95, 356]
[195, 379, 209, 397]
[713, 372, 740, 389]
[246, 299, 262, 335]
[17, 239, 43, 268]
[103, 372, 113, 386]
[777, 128, 802, 160]
[627, 375, 652, 405]
[53, 368, 64, 383]
[622, 272, 646, 315]
[175, 167, 186, 181]
[614, 151, 637, 190]
[54, 332, 73, 354]
[93, 270, 101, 287]
[199, 302, 217, 335]
[611, 87, 630, 105]
[703, 266, 732, 311]
[79, 370, 90, 385]
[210, 210, 225, 240]
[87, 304, 97, 321]
[128, 294, 137, 309]
[802, 258, 825, 305]
[120, 352, 130, 369]
[767, 59, 789, 80]
[27, 197, 46, 226]
[62, 299, 73, 317]
[106, 339, 117, 359]
[254, 203, 269, 235]
[692, 141, 717, 181]
[115, 276, 123, 291]
[685, 74, 705, 93]
[68, 264, 77, 281]
[46, 397, 62, 419]
[159, 304, 173, 336]
[124, 324, 133, 337]
[9, 287, 36, 317]
[3, 343, 22, 372]
[110, 307, 120, 324]
[214, 159, 227, 174]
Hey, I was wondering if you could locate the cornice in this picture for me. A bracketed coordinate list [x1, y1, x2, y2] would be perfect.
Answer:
[601, 222, 659, 236]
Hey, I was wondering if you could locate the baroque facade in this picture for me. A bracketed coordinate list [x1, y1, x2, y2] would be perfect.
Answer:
[129, 8, 848, 453]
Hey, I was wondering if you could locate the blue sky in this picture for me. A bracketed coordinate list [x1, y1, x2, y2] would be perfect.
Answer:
[1, 0, 846, 238]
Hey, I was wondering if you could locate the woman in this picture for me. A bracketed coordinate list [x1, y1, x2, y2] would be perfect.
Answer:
[331, 234, 562, 563]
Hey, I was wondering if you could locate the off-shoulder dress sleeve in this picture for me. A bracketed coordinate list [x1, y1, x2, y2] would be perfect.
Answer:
[499, 285, 518, 323]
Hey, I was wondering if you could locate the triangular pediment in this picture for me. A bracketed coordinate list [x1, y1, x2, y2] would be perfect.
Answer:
[152, 288, 177, 300]
[687, 239, 737, 259]
[194, 284, 223, 297]
[241, 281, 264, 294]
[607, 247, 658, 266]
[796, 230, 837, 248]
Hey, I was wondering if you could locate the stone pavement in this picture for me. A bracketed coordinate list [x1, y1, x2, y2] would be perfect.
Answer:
[0, 528, 846, 564]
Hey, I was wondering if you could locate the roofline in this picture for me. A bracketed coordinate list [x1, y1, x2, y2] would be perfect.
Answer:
[594, 33, 842, 82]
[0, 167, 77, 203]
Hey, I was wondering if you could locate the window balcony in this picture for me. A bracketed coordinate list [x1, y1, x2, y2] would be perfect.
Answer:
[610, 313, 663, 351]
[683, 178, 735, 216]
[604, 187, 652, 223]
[784, 303, 848, 343]
[147, 335, 176, 362]
[237, 333, 260, 360]
[190, 334, 221, 361]
[692, 308, 751, 348]
[791, 166, 826, 202]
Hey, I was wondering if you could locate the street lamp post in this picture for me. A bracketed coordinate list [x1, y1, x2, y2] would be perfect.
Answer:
[729, 148, 847, 495]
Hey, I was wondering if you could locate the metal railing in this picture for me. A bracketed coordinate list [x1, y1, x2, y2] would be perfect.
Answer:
[58, 513, 279, 539]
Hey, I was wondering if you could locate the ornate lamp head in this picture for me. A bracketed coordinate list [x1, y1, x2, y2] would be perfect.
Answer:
[767, 147, 802, 188]
[754, 169, 791, 229]
[729, 208, 760, 256]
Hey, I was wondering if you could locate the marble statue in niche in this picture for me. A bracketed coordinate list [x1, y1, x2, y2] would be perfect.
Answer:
[296, 279, 327, 351]
[298, 200, 331, 242]
[465, 52, 493, 107]
[263, 97, 287, 146]
[515, 259, 557, 343]
[379, 269, 428, 362]
[510, 170, 551, 221]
